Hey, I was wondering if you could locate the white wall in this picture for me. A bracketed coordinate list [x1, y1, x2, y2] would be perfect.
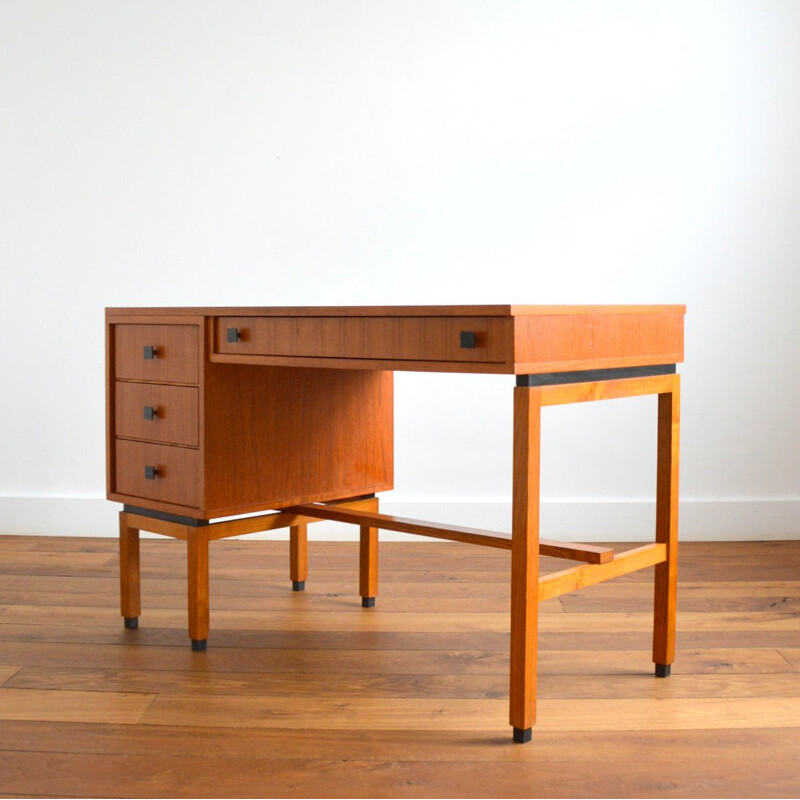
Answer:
[1, 0, 799, 540]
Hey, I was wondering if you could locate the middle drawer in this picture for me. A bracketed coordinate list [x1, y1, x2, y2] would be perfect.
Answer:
[115, 382, 199, 447]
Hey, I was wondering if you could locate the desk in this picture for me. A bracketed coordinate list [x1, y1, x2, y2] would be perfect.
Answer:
[106, 304, 684, 742]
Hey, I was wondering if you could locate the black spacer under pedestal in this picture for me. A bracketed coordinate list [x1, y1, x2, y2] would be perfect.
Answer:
[292, 580, 306, 592]
[513, 727, 532, 744]
[362, 596, 376, 608]
[124, 617, 138, 630]
[191, 638, 207, 652]
[655, 663, 671, 678]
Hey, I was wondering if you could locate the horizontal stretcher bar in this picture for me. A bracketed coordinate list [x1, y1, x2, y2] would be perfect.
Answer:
[534, 373, 679, 406]
[287, 504, 614, 565]
[538, 543, 666, 602]
[123, 496, 380, 541]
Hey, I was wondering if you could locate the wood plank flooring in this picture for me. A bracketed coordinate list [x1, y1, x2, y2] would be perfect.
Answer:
[0, 535, 798, 798]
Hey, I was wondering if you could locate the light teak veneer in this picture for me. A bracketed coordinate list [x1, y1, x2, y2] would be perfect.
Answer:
[106, 304, 684, 742]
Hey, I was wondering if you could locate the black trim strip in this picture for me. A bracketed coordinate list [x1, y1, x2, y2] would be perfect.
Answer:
[123, 504, 209, 527]
[516, 364, 676, 387]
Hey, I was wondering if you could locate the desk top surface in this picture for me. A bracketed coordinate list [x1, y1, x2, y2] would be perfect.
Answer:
[107, 304, 685, 317]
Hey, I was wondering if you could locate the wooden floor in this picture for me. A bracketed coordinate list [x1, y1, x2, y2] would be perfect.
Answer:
[0, 536, 798, 798]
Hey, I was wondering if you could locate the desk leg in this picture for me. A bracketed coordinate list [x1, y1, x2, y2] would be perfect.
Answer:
[509, 386, 541, 743]
[654, 377, 680, 676]
[360, 496, 379, 608]
[290, 522, 308, 591]
[188, 527, 210, 651]
[119, 512, 140, 630]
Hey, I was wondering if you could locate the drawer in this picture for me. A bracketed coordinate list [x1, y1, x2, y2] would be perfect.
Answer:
[213, 316, 510, 364]
[115, 440, 200, 508]
[114, 324, 199, 383]
[115, 382, 199, 446]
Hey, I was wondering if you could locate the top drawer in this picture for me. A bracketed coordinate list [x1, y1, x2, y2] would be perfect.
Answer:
[114, 324, 199, 384]
[213, 316, 510, 364]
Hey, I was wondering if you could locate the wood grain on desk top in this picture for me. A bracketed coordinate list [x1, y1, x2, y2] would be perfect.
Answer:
[107, 304, 685, 317]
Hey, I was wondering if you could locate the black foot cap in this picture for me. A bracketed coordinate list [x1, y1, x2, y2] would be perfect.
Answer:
[191, 638, 207, 652]
[124, 617, 138, 630]
[655, 663, 671, 678]
[513, 727, 532, 744]
[362, 596, 376, 608]
[292, 580, 306, 592]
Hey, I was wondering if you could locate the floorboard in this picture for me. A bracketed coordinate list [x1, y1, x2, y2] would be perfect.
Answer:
[0, 536, 797, 798]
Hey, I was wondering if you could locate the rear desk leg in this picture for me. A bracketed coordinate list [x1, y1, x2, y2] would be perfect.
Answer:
[119, 512, 141, 630]
[654, 377, 680, 677]
[188, 527, 210, 651]
[290, 522, 308, 591]
[360, 496, 379, 608]
[509, 386, 541, 743]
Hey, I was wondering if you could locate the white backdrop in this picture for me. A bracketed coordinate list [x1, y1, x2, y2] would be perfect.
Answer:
[1, 0, 799, 540]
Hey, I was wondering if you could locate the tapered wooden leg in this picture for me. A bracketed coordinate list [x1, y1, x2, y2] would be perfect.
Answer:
[653, 377, 680, 675]
[119, 512, 140, 630]
[290, 522, 308, 591]
[188, 527, 210, 651]
[509, 386, 541, 743]
[360, 497, 379, 607]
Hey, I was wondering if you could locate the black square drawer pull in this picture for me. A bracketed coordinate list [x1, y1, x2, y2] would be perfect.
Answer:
[226, 328, 241, 343]
[460, 331, 477, 349]
[143, 406, 157, 421]
[144, 465, 159, 480]
[143, 346, 159, 359]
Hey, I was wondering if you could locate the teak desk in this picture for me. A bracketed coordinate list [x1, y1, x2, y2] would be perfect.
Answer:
[106, 304, 684, 742]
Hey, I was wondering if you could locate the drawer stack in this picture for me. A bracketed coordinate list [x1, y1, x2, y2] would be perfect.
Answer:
[110, 323, 201, 510]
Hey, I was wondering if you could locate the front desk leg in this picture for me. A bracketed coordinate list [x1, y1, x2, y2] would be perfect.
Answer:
[188, 527, 210, 651]
[509, 386, 541, 743]
[290, 522, 308, 591]
[654, 377, 680, 676]
[360, 496, 379, 607]
[119, 512, 141, 630]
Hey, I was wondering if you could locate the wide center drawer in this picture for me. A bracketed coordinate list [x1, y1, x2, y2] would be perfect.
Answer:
[115, 440, 200, 508]
[213, 316, 510, 363]
[115, 382, 199, 446]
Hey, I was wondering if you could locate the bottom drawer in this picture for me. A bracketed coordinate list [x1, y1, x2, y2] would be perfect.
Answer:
[115, 440, 200, 508]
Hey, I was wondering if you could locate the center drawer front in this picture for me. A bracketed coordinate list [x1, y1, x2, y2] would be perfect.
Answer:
[115, 440, 200, 508]
[115, 382, 199, 446]
[214, 316, 510, 363]
[114, 324, 199, 384]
